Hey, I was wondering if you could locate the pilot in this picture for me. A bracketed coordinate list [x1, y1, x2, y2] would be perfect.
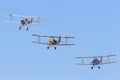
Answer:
[92, 58, 99, 65]
[21, 19, 26, 26]
[53, 39, 57, 44]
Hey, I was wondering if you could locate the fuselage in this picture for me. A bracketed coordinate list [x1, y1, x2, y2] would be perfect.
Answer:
[91, 59, 101, 65]
[20, 19, 32, 26]
[49, 39, 59, 45]
[48, 37, 61, 45]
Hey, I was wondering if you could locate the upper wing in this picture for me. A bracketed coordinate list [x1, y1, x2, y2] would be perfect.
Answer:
[76, 63, 92, 65]
[75, 56, 93, 58]
[32, 34, 52, 38]
[99, 54, 116, 57]
[60, 36, 75, 38]
[6, 14, 45, 19]
[76, 54, 116, 59]
[32, 34, 75, 38]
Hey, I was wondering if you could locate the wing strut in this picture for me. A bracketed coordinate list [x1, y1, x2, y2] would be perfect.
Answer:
[66, 38, 68, 44]
[81, 58, 84, 64]
[38, 37, 41, 42]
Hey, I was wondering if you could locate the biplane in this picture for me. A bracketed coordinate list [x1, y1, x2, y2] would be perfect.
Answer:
[5, 14, 45, 31]
[32, 34, 75, 50]
[75, 54, 117, 69]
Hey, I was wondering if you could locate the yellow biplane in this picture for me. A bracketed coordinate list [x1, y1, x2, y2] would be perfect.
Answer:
[32, 34, 75, 50]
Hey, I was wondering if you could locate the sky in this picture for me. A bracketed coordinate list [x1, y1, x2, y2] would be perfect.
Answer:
[0, 0, 120, 80]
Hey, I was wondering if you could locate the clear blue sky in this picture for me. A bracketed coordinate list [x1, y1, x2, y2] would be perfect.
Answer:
[0, 0, 120, 80]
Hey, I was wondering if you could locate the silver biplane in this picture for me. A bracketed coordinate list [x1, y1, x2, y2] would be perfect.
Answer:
[32, 34, 75, 50]
[75, 54, 117, 69]
[5, 14, 45, 31]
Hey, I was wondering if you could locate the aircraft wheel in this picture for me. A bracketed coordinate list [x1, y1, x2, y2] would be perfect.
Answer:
[47, 46, 49, 49]
[91, 67, 93, 69]
[54, 47, 57, 50]
[98, 66, 100, 69]
[19, 26, 21, 30]
[26, 27, 29, 31]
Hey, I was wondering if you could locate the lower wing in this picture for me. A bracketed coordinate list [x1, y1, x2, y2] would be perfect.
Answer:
[100, 61, 117, 65]
[29, 24, 45, 26]
[32, 41, 49, 45]
[76, 63, 92, 65]
[56, 44, 75, 46]
[6, 21, 44, 26]
[76, 61, 117, 66]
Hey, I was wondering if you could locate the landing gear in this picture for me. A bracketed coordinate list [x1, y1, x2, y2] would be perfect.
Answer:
[47, 46, 57, 50]
[26, 27, 29, 31]
[54, 47, 57, 50]
[98, 66, 100, 69]
[47, 46, 49, 49]
[91, 66, 100, 69]
[91, 67, 93, 69]
[19, 26, 22, 30]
